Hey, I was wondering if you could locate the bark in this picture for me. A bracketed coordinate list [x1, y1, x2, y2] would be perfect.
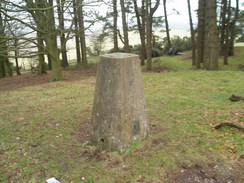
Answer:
[223, 0, 231, 65]
[229, 0, 239, 56]
[120, 0, 130, 52]
[0, 9, 12, 78]
[77, 0, 87, 65]
[145, 0, 160, 71]
[14, 40, 21, 75]
[187, 0, 196, 66]
[25, 0, 63, 81]
[133, 0, 146, 65]
[57, 0, 68, 67]
[203, 0, 219, 70]
[37, 31, 47, 74]
[73, 0, 81, 64]
[219, 0, 227, 55]
[163, 0, 171, 51]
[47, 54, 52, 70]
[113, 0, 119, 52]
[145, 0, 152, 70]
[196, 0, 205, 68]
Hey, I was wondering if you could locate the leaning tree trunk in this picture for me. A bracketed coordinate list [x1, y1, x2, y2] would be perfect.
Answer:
[113, 0, 119, 52]
[187, 0, 196, 66]
[120, 0, 130, 52]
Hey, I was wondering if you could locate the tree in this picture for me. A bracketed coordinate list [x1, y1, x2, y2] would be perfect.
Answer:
[223, 0, 231, 65]
[196, 0, 219, 70]
[163, 0, 171, 52]
[36, 31, 47, 74]
[113, 0, 119, 52]
[0, 3, 12, 78]
[219, 0, 228, 55]
[203, 0, 219, 70]
[77, 0, 87, 65]
[145, 0, 160, 70]
[229, 0, 239, 56]
[120, 0, 130, 52]
[73, 0, 81, 64]
[133, 0, 146, 65]
[57, 0, 68, 67]
[24, 0, 63, 81]
[196, 0, 205, 68]
[187, 0, 196, 66]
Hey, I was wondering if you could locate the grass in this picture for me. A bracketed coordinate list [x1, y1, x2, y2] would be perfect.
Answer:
[0, 48, 244, 182]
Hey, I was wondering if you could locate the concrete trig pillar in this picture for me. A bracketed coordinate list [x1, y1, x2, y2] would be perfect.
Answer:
[91, 53, 148, 153]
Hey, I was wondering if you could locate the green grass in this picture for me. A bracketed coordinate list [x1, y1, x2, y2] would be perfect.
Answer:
[0, 48, 243, 182]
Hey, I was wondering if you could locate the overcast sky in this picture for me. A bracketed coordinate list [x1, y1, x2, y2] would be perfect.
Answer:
[155, 0, 243, 31]
[164, 0, 198, 30]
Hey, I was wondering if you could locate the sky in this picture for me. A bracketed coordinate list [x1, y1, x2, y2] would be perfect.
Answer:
[162, 0, 243, 31]
[163, 0, 198, 30]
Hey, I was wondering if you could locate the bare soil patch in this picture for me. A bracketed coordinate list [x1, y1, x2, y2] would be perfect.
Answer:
[170, 159, 244, 183]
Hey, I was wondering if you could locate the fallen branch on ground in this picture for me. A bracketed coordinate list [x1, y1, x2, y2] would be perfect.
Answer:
[213, 122, 244, 132]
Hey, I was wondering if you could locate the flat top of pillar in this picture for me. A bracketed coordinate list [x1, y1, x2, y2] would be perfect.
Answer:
[101, 52, 138, 59]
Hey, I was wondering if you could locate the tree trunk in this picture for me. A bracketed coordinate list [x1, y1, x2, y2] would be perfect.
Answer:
[163, 0, 171, 51]
[45, 0, 63, 81]
[120, 0, 130, 52]
[229, 0, 239, 56]
[133, 0, 146, 66]
[203, 0, 219, 70]
[223, 0, 231, 65]
[145, 0, 160, 71]
[37, 31, 47, 74]
[57, 0, 68, 67]
[0, 10, 12, 78]
[73, 0, 81, 64]
[219, 0, 227, 55]
[77, 0, 87, 65]
[14, 40, 21, 75]
[45, 35, 63, 81]
[196, 0, 205, 69]
[113, 0, 119, 52]
[145, 0, 152, 70]
[25, 0, 63, 81]
[47, 54, 52, 70]
[187, 0, 196, 66]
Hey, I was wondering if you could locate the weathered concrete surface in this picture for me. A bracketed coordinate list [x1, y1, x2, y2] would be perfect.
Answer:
[91, 52, 148, 153]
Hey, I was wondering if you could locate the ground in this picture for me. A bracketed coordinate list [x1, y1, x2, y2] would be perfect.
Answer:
[0, 48, 243, 182]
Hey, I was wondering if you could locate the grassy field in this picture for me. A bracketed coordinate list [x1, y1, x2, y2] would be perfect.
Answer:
[0, 48, 243, 183]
